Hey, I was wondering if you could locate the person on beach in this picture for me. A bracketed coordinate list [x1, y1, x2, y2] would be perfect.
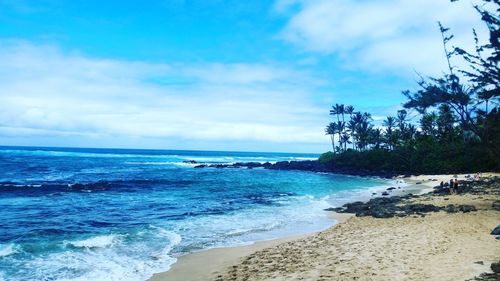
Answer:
[449, 179, 454, 194]
[454, 179, 459, 194]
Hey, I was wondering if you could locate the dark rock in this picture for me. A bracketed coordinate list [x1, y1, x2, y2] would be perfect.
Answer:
[268, 160, 330, 173]
[381, 191, 389, 196]
[492, 201, 500, 211]
[415, 182, 422, 185]
[262, 162, 272, 168]
[341, 201, 369, 214]
[370, 207, 395, 218]
[194, 164, 206, 168]
[444, 204, 477, 213]
[475, 261, 484, 265]
[491, 261, 500, 274]
[209, 164, 230, 168]
[459, 205, 477, 213]
[187, 158, 406, 178]
[402, 204, 441, 214]
[491, 225, 500, 235]
[182, 160, 198, 164]
[444, 204, 458, 213]
[323, 207, 344, 212]
[387, 187, 396, 191]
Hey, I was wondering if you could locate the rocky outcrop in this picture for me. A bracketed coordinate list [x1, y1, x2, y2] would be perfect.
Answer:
[326, 194, 476, 219]
[190, 160, 397, 178]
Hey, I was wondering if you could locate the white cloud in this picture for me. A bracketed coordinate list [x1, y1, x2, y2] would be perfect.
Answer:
[0, 40, 330, 152]
[277, 0, 490, 76]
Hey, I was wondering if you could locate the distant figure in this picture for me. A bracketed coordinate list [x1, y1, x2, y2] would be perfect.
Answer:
[453, 179, 459, 194]
[449, 179, 454, 194]
[440, 181, 444, 191]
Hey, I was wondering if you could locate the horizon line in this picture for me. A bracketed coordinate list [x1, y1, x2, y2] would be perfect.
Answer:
[0, 144, 321, 156]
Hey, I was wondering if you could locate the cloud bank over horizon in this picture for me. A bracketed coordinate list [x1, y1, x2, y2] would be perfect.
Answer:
[0, 40, 330, 152]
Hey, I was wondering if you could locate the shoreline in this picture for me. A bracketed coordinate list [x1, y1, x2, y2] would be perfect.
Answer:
[148, 212, 355, 281]
[148, 173, 459, 281]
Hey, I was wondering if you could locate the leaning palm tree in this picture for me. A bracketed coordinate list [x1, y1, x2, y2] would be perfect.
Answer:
[325, 122, 337, 151]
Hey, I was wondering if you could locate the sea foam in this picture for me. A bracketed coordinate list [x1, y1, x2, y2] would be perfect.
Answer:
[67, 234, 120, 249]
[0, 244, 17, 258]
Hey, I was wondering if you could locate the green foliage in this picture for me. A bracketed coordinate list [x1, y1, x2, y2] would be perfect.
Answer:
[318, 151, 335, 164]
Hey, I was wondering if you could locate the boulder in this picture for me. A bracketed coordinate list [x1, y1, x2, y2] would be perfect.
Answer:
[491, 225, 500, 235]
[459, 205, 477, 213]
[491, 261, 500, 274]
[444, 204, 458, 213]
[492, 201, 500, 211]
[403, 204, 441, 214]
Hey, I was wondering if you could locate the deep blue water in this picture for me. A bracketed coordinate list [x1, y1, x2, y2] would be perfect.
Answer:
[0, 146, 394, 281]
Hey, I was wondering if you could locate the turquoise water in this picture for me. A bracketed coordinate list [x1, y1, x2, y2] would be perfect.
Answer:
[0, 146, 393, 281]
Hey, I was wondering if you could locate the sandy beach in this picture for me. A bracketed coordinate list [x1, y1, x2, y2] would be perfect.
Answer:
[149, 173, 500, 281]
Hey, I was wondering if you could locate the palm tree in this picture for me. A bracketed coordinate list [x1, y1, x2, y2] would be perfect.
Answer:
[340, 132, 351, 151]
[344, 105, 355, 149]
[352, 112, 364, 124]
[407, 124, 417, 140]
[325, 123, 337, 151]
[383, 116, 396, 130]
[336, 121, 345, 151]
[397, 109, 407, 122]
[338, 104, 346, 123]
[356, 120, 371, 150]
[420, 112, 437, 136]
[397, 109, 407, 131]
[347, 119, 357, 149]
[362, 112, 372, 122]
[383, 116, 397, 150]
[345, 105, 354, 117]
[329, 104, 340, 122]
[369, 128, 383, 149]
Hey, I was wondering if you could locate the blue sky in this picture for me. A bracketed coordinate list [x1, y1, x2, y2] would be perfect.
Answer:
[0, 0, 488, 152]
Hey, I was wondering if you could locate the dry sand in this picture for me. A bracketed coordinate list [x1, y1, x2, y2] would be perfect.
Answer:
[149, 173, 500, 281]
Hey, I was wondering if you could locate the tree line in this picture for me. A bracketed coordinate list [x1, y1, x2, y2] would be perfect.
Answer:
[322, 0, 499, 174]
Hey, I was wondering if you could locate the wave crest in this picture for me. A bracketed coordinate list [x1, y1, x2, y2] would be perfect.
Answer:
[66, 234, 120, 249]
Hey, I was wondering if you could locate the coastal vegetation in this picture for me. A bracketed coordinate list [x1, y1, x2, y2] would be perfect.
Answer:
[322, 0, 499, 174]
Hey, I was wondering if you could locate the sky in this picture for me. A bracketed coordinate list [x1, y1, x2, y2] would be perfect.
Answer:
[0, 0, 490, 153]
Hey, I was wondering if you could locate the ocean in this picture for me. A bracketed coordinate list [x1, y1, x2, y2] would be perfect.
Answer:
[0, 146, 396, 281]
